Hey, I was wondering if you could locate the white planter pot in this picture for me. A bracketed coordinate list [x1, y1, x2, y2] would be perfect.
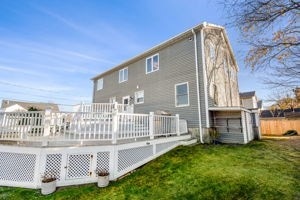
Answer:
[41, 180, 56, 195]
[97, 176, 109, 187]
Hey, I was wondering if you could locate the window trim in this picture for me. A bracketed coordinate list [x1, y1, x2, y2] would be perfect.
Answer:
[145, 53, 159, 74]
[134, 90, 144, 104]
[175, 82, 189, 107]
[119, 67, 128, 83]
[96, 78, 103, 91]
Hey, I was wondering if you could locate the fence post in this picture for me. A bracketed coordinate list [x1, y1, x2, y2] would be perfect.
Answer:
[176, 114, 180, 136]
[42, 109, 51, 146]
[149, 112, 154, 139]
[112, 108, 118, 144]
[114, 102, 118, 112]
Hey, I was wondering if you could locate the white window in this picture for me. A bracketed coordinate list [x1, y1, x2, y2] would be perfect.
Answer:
[119, 67, 128, 83]
[209, 42, 215, 59]
[109, 96, 116, 103]
[146, 54, 159, 74]
[135, 90, 144, 104]
[230, 68, 236, 81]
[223, 59, 229, 76]
[97, 78, 103, 90]
[175, 82, 189, 107]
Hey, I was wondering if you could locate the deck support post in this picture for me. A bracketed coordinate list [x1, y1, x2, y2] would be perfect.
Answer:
[42, 109, 51, 146]
[176, 114, 180, 136]
[112, 108, 118, 144]
[114, 102, 118, 111]
[149, 112, 154, 139]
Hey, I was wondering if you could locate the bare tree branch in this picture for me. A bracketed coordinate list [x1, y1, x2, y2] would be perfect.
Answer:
[221, 0, 300, 89]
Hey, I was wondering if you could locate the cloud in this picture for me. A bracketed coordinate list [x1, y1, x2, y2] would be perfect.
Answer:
[60, 49, 115, 64]
[0, 40, 114, 64]
[0, 80, 74, 93]
[33, 6, 144, 56]
[34, 6, 104, 42]
[0, 64, 44, 76]
[0, 58, 97, 75]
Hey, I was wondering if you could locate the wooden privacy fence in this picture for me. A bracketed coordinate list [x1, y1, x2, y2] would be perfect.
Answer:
[260, 118, 300, 135]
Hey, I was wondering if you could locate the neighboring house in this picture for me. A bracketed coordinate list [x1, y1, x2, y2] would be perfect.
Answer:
[91, 22, 258, 144]
[240, 91, 261, 110]
[1, 99, 59, 112]
[260, 108, 300, 118]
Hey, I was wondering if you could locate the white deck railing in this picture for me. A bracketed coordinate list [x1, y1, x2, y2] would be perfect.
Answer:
[80, 103, 133, 113]
[0, 111, 45, 140]
[0, 108, 184, 144]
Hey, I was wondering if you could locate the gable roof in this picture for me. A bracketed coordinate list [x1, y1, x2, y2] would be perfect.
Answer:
[1, 99, 59, 112]
[239, 91, 256, 99]
[91, 22, 238, 80]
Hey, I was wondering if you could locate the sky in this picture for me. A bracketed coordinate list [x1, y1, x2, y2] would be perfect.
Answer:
[0, 0, 266, 110]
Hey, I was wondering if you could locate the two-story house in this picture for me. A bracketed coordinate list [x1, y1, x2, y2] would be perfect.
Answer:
[92, 22, 258, 144]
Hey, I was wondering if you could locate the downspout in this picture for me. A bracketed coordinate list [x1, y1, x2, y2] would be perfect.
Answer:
[200, 23, 210, 128]
[192, 28, 204, 143]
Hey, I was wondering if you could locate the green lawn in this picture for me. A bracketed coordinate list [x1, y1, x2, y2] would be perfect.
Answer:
[1, 138, 299, 200]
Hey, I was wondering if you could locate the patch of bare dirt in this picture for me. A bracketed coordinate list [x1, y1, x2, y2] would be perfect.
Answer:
[263, 136, 300, 151]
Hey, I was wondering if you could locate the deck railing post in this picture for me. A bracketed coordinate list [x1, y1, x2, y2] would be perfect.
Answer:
[149, 112, 154, 139]
[176, 114, 180, 136]
[114, 102, 118, 112]
[112, 108, 118, 144]
[42, 109, 51, 146]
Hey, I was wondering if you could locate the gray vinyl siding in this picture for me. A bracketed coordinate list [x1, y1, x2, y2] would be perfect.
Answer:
[93, 34, 200, 128]
[218, 133, 244, 144]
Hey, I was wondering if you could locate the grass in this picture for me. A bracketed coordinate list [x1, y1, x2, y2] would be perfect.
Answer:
[0, 139, 299, 200]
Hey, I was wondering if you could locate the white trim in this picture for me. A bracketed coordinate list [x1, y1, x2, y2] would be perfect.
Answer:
[200, 26, 210, 128]
[241, 111, 248, 144]
[175, 82, 189, 107]
[145, 53, 159, 74]
[96, 78, 103, 91]
[134, 90, 144, 104]
[209, 106, 252, 113]
[119, 67, 128, 83]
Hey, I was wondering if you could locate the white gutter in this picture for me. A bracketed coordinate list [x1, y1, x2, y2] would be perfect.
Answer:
[192, 28, 204, 144]
[200, 23, 210, 128]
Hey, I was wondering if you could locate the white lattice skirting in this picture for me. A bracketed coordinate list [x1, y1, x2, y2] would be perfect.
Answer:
[0, 135, 190, 189]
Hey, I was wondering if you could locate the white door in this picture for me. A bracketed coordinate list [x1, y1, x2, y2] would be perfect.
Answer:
[65, 153, 93, 180]
[122, 96, 130, 112]
[122, 96, 130, 105]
